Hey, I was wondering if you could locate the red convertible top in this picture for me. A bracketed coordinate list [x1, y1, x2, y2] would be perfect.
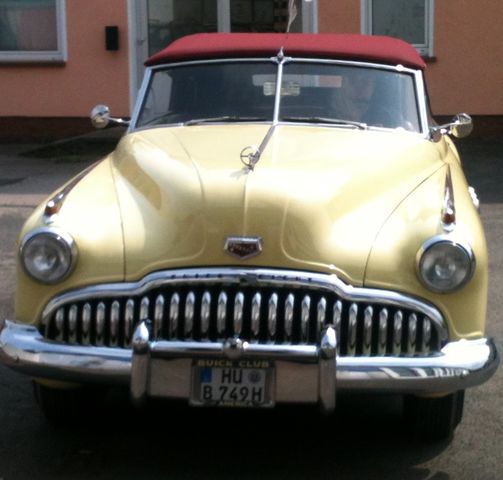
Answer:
[145, 33, 425, 70]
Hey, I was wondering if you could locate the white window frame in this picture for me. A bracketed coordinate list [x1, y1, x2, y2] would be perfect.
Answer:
[361, 0, 434, 57]
[0, 0, 67, 63]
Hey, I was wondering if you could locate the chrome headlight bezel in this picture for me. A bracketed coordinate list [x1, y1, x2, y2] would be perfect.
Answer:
[20, 227, 77, 284]
[417, 236, 475, 294]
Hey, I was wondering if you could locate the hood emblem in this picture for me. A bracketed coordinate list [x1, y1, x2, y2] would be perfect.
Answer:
[224, 236, 263, 260]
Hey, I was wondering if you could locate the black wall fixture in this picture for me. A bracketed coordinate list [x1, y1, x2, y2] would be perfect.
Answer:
[105, 26, 119, 51]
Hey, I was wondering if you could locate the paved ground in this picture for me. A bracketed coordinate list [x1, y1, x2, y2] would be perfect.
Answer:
[0, 132, 502, 479]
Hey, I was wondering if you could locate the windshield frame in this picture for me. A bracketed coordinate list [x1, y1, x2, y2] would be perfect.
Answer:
[129, 56, 428, 136]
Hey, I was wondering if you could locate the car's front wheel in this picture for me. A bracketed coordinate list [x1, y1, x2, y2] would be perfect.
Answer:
[33, 381, 107, 426]
[403, 390, 465, 440]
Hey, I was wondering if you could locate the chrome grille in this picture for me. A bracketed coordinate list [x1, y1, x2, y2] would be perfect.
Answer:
[41, 269, 446, 357]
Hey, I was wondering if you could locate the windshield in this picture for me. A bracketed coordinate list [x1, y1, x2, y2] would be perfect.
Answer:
[136, 61, 277, 127]
[136, 60, 421, 133]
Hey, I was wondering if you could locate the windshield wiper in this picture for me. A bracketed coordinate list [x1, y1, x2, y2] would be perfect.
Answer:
[281, 116, 367, 130]
[184, 116, 267, 126]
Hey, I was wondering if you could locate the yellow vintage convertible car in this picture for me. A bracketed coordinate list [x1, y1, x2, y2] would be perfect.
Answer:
[0, 33, 499, 439]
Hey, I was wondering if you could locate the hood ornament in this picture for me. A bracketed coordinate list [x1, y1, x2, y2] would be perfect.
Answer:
[240, 124, 277, 171]
[224, 236, 263, 260]
[240, 146, 261, 170]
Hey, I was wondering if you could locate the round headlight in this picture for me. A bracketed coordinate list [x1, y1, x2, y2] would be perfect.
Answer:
[418, 238, 474, 293]
[20, 228, 76, 284]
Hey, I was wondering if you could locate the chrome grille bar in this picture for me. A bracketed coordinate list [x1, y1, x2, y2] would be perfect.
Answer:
[154, 295, 164, 340]
[347, 303, 358, 356]
[408, 313, 417, 354]
[169, 293, 180, 338]
[363, 306, 373, 356]
[200, 291, 211, 338]
[333, 300, 342, 355]
[378, 308, 388, 355]
[217, 292, 227, 337]
[301, 295, 310, 343]
[251, 292, 261, 340]
[82, 303, 91, 345]
[68, 305, 78, 344]
[110, 300, 120, 347]
[393, 310, 403, 355]
[284, 293, 294, 341]
[233, 292, 244, 336]
[184, 292, 195, 338]
[268, 293, 278, 339]
[317, 297, 327, 338]
[42, 269, 446, 357]
[124, 299, 134, 347]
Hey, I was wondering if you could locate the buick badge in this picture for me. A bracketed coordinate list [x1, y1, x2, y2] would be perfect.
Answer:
[224, 236, 263, 260]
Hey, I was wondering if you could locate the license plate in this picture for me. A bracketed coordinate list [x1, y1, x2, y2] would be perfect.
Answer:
[190, 359, 274, 408]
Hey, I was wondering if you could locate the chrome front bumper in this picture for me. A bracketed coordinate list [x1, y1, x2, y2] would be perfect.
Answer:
[0, 319, 499, 412]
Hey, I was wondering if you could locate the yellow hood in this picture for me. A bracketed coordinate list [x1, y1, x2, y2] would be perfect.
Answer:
[111, 125, 444, 284]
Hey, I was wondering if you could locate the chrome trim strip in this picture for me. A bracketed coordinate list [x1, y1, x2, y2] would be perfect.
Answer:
[441, 165, 456, 231]
[42, 162, 100, 220]
[1, 321, 498, 395]
[41, 268, 448, 341]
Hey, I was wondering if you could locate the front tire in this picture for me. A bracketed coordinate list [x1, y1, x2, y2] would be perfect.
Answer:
[403, 390, 465, 441]
[33, 381, 107, 426]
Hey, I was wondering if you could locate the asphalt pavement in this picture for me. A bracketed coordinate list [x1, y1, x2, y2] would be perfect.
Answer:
[0, 131, 502, 480]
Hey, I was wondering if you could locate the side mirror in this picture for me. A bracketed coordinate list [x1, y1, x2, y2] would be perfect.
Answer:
[451, 113, 473, 139]
[90, 104, 111, 129]
[90, 104, 130, 129]
[429, 113, 473, 142]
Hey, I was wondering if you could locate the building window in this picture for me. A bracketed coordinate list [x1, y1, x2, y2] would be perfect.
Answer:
[361, 0, 434, 57]
[146, 0, 318, 56]
[0, 0, 67, 63]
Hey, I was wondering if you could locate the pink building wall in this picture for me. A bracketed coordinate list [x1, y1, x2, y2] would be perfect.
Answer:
[427, 0, 503, 116]
[0, 0, 130, 118]
[0, 1, 501, 121]
[319, 0, 503, 116]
